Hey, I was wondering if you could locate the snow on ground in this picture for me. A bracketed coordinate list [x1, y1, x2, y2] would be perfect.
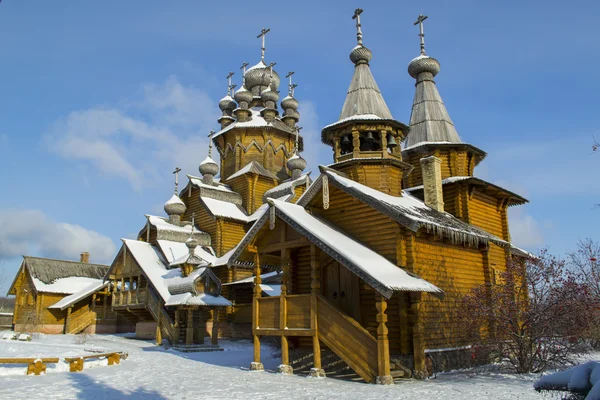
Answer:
[0, 331, 552, 399]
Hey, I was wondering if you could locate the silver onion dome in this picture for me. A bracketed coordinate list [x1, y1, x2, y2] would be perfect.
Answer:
[260, 86, 279, 104]
[219, 94, 236, 112]
[408, 54, 440, 78]
[350, 45, 372, 65]
[199, 155, 219, 176]
[245, 60, 280, 96]
[185, 235, 199, 250]
[281, 95, 298, 111]
[164, 194, 186, 217]
[234, 85, 253, 106]
[286, 153, 306, 172]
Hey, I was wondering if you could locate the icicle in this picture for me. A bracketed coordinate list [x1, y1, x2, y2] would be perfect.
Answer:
[322, 175, 330, 210]
[269, 206, 276, 230]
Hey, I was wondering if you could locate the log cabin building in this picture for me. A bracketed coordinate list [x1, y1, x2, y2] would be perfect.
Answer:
[5, 10, 532, 383]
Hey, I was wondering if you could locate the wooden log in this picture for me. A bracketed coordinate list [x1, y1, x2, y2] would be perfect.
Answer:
[250, 252, 264, 371]
[211, 309, 219, 346]
[376, 294, 392, 385]
[310, 245, 324, 375]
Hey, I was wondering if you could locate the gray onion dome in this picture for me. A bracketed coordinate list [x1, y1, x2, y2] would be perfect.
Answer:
[185, 235, 198, 250]
[281, 95, 298, 111]
[164, 194, 186, 217]
[219, 94, 236, 112]
[199, 155, 219, 176]
[261, 86, 279, 104]
[234, 85, 253, 106]
[350, 45, 373, 65]
[408, 55, 440, 78]
[287, 152, 306, 172]
[245, 60, 280, 96]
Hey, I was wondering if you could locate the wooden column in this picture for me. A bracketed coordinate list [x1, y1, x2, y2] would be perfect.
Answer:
[278, 248, 293, 375]
[309, 244, 325, 378]
[333, 136, 341, 162]
[155, 311, 162, 346]
[65, 307, 72, 334]
[409, 292, 427, 379]
[250, 249, 264, 371]
[376, 294, 393, 385]
[211, 309, 219, 346]
[186, 308, 194, 345]
[352, 130, 360, 157]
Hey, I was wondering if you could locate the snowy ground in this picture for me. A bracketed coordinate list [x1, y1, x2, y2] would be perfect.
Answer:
[0, 331, 564, 399]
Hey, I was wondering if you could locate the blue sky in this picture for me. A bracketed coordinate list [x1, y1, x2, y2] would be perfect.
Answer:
[0, 0, 598, 291]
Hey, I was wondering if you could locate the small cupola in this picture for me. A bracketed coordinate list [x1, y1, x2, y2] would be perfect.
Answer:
[281, 71, 300, 128]
[165, 166, 186, 225]
[218, 72, 237, 129]
[199, 132, 219, 185]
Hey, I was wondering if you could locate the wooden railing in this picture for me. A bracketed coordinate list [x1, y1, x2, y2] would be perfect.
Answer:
[316, 295, 378, 383]
[231, 303, 252, 323]
[146, 287, 177, 344]
[255, 294, 311, 335]
[67, 311, 96, 334]
[111, 288, 147, 307]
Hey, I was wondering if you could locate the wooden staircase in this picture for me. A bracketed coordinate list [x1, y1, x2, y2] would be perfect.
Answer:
[66, 311, 96, 334]
[146, 287, 177, 344]
[316, 295, 379, 383]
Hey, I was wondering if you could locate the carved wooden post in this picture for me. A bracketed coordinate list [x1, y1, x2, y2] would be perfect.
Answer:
[156, 311, 162, 346]
[333, 136, 341, 162]
[211, 309, 219, 346]
[186, 308, 194, 345]
[250, 249, 264, 371]
[278, 248, 293, 375]
[65, 306, 72, 334]
[409, 292, 427, 379]
[127, 277, 132, 304]
[376, 294, 393, 385]
[309, 244, 325, 378]
[352, 130, 360, 157]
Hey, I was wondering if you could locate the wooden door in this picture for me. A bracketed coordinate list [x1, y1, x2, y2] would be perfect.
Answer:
[322, 262, 360, 321]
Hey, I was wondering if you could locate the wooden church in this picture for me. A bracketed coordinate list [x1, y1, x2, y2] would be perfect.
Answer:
[7, 10, 530, 383]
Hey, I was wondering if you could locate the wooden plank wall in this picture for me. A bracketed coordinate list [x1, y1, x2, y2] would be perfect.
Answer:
[183, 188, 218, 242]
[413, 237, 485, 349]
[468, 191, 504, 239]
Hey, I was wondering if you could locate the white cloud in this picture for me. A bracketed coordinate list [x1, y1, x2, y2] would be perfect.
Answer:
[0, 209, 116, 264]
[508, 207, 545, 249]
[45, 76, 220, 190]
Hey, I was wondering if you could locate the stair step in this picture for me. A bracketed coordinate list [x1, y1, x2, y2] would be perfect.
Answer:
[391, 370, 405, 378]
[171, 344, 223, 353]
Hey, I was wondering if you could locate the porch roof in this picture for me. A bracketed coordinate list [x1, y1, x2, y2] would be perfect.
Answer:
[48, 281, 109, 311]
[225, 199, 443, 299]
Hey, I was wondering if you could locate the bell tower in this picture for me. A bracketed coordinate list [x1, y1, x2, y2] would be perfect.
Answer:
[321, 9, 412, 196]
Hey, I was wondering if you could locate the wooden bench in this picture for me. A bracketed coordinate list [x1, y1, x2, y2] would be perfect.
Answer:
[64, 352, 123, 372]
[0, 357, 60, 375]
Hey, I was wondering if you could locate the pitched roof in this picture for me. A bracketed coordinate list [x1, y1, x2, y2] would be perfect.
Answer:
[49, 281, 109, 310]
[141, 215, 211, 244]
[225, 199, 443, 299]
[226, 161, 278, 181]
[21, 256, 108, 284]
[298, 168, 508, 249]
[339, 62, 393, 121]
[404, 176, 528, 206]
[406, 57, 461, 147]
[262, 174, 311, 203]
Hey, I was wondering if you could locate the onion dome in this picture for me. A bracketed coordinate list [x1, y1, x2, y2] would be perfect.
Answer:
[408, 54, 440, 78]
[245, 60, 280, 96]
[260, 86, 279, 104]
[185, 235, 198, 250]
[199, 155, 219, 176]
[287, 152, 307, 172]
[219, 94, 236, 112]
[350, 45, 373, 65]
[164, 194, 186, 217]
[234, 85, 253, 107]
[281, 95, 298, 111]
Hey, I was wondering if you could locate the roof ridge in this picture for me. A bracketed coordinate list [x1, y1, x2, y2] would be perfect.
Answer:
[23, 255, 108, 268]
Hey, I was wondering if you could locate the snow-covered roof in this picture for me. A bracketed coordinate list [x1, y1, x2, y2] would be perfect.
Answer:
[121, 239, 231, 307]
[201, 197, 251, 222]
[188, 175, 235, 194]
[156, 240, 215, 265]
[222, 271, 281, 286]
[260, 284, 281, 296]
[165, 293, 231, 307]
[225, 198, 443, 299]
[213, 108, 296, 140]
[298, 168, 508, 249]
[49, 281, 109, 310]
[404, 176, 527, 205]
[143, 215, 210, 244]
[32, 277, 104, 295]
[401, 141, 487, 160]
[262, 174, 311, 203]
[8, 256, 109, 296]
[226, 161, 278, 181]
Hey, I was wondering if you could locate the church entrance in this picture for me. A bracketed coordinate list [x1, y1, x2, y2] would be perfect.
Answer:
[322, 261, 360, 321]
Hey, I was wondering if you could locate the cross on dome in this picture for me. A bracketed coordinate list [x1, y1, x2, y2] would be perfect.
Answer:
[352, 8, 364, 45]
[257, 28, 270, 61]
[172, 166, 182, 195]
[414, 14, 428, 55]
